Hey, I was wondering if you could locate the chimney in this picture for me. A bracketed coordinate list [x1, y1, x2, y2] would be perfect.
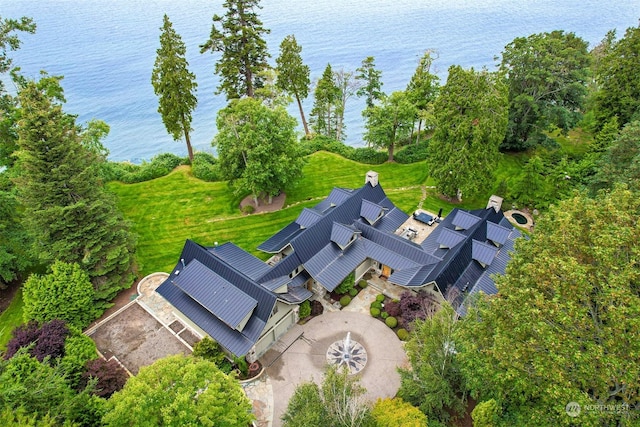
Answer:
[486, 195, 503, 213]
[365, 171, 379, 187]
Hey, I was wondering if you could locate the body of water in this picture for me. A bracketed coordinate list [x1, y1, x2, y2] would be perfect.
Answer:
[4, 0, 640, 161]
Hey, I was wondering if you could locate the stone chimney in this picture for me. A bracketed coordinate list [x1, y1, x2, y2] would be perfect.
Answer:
[365, 171, 379, 187]
[486, 195, 503, 212]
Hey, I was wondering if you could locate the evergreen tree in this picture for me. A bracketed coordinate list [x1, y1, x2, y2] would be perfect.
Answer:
[310, 64, 340, 139]
[152, 14, 198, 162]
[200, 0, 270, 100]
[276, 35, 310, 136]
[406, 50, 440, 144]
[426, 66, 508, 201]
[593, 24, 640, 130]
[14, 81, 136, 306]
[355, 56, 384, 110]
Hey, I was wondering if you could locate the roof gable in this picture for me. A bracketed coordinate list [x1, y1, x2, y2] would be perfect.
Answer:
[436, 228, 467, 249]
[173, 259, 257, 330]
[472, 239, 499, 267]
[486, 222, 511, 246]
[330, 222, 360, 249]
[296, 208, 323, 228]
[360, 199, 384, 225]
[452, 210, 481, 231]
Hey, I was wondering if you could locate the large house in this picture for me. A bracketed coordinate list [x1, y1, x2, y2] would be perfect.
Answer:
[156, 172, 521, 361]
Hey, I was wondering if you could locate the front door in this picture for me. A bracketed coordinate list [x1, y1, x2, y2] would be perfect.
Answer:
[381, 265, 391, 278]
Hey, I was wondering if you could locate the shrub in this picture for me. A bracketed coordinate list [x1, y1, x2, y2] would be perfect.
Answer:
[376, 294, 385, 303]
[233, 356, 249, 377]
[358, 280, 368, 289]
[397, 329, 409, 341]
[394, 140, 430, 164]
[191, 152, 221, 181]
[59, 331, 98, 388]
[399, 290, 438, 329]
[385, 316, 398, 328]
[370, 307, 381, 317]
[350, 147, 387, 164]
[385, 300, 402, 317]
[242, 204, 255, 214]
[151, 153, 183, 171]
[371, 301, 382, 310]
[339, 295, 351, 307]
[192, 337, 226, 366]
[335, 273, 355, 295]
[82, 358, 129, 398]
[299, 300, 311, 319]
[5, 319, 69, 362]
[381, 311, 389, 319]
[348, 288, 358, 297]
[311, 300, 324, 316]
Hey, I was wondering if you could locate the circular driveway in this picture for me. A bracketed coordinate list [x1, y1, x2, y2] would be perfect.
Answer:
[265, 311, 408, 426]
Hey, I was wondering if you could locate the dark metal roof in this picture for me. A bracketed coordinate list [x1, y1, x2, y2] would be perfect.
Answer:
[360, 199, 384, 225]
[452, 210, 481, 230]
[436, 228, 467, 248]
[471, 239, 499, 267]
[256, 222, 303, 253]
[156, 240, 276, 357]
[312, 187, 352, 213]
[375, 207, 409, 233]
[209, 242, 270, 281]
[296, 208, 323, 228]
[388, 263, 437, 287]
[486, 222, 511, 246]
[173, 259, 257, 329]
[331, 222, 359, 248]
[304, 239, 368, 292]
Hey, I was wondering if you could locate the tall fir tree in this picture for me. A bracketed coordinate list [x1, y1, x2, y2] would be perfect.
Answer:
[152, 15, 198, 162]
[426, 66, 508, 201]
[275, 35, 310, 136]
[310, 64, 340, 139]
[200, 0, 270, 100]
[14, 81, 136, 306]
[406, 50, 440, 145]
[355, 56, 384, 111]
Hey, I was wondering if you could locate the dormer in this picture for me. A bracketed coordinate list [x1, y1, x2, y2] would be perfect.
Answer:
[360, 199, 385, 225]
[452, 210, 481, 231]
[330, 222, 361, 250]
[472, 239, 499, 269]
[436, 228, 467, 249]
[486, 222, 511, 247]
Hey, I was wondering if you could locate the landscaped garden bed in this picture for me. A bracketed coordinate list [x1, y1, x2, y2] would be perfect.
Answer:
[369, 290, 440, 340]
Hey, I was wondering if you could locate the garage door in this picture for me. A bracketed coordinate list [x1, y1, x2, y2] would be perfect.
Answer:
[253, 309, 297, 358]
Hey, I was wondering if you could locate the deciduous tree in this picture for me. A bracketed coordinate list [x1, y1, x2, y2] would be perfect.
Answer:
[371, 397, 429, 427]
[590, 120, 640, 192]
[276, 35, 310, 136]
[14, 81, 136, 305]
[152, 15, 198, 162]
[200, 0, 270, 99]
[282, 365, 372, 427]
[457, 185, 640, 426]
[426, 66, 508, 200]
[364, 91, 416, 162]
[398, 303, 465, 424]
[500, 31, 590, 150]
[5, 319, 69, 362]
[215, 97, 304, 205]
[81, 358, 129, 398]
[103, 354, 253, 427]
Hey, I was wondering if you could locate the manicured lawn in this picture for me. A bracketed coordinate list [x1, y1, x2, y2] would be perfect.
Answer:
[108, 151, 516, 277]
[0, 288, 24, 350]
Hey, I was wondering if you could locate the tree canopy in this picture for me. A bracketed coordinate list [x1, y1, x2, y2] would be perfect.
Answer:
[457, 185, 640, 426]
[356, 56, 384, 110]
[310, 64, 341, 140]
[406, 50, 439, 144]
[276, 35, 311, 136]
[363, 91, 416, 162]
[200, 0, 270, 99]
[214, 97, 304, 205]
[14, 81, 136, 305]
[152, 14, 198, 162]
[426, 66, 508, 200]
[500, 31, 590, 151]
[592, 24, 640, 131]
[103, 354, 253, 427]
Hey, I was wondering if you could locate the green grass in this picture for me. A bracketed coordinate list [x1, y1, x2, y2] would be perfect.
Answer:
[108, 151, 517, 277]
[548, 127, 593, 157]
[0, 288, 24, 351]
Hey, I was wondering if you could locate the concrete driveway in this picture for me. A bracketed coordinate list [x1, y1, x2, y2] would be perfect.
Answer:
[263, 310, 408, 426]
